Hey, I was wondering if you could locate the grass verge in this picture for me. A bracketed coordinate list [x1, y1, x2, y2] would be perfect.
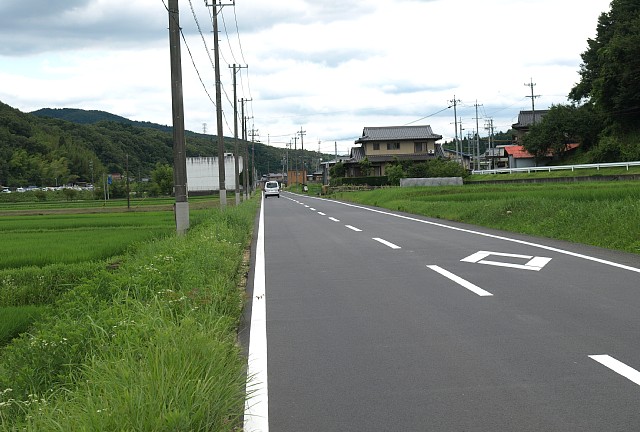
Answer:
[332, 181, 640, 254]
[0, 198, 259, 431]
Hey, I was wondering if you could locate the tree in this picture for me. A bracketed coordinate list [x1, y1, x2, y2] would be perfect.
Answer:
[329, 162, 346, 178]
[358, 157, 372, 176]
[569, 0, 640, 130]
[385, 164, 405, 186]
[523, 104, 606, 161]
[151, 163, 174, 196]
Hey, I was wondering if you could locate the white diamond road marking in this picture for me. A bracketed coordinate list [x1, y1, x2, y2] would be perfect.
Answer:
[461, 251, 552, 271]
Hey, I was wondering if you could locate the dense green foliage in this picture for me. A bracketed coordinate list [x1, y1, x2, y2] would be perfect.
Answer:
[0, 200, 258, 430]
[522, 1, 640, 163]
[523, 104, 605, 160]
[569, 0, 640, 130]
[1, 102, 331, 189]
[333, 182, 640, 254]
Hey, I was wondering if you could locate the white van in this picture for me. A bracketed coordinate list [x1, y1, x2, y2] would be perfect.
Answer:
[264, 181, 280, 198]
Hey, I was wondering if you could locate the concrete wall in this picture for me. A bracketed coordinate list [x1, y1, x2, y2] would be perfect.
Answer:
[400, 177, 463, 187]
[186, 155, 243, 192]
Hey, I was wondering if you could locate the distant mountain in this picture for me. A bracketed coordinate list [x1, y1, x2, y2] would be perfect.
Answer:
[1, 102, 331, 188]
[31, 108, 173, 133]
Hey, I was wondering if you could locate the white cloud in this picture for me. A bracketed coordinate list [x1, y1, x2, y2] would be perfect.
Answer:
[0, 0, 611, 154]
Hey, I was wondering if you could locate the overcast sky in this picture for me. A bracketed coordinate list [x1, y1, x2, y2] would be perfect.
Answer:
[0, 0, 611, 155]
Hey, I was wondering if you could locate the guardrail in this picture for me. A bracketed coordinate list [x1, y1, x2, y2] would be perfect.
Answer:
[473, 161, 640, 175]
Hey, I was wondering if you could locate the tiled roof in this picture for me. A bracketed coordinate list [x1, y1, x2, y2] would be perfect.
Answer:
[350, 146, 366, 161]
[504, 145, 534, 159]
[504, 143, 580, 159]
[512, 110, 550, 129]
[355, 125, 442, 142]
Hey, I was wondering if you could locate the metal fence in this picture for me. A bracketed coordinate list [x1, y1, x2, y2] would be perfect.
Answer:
[473, 161, 640, 175]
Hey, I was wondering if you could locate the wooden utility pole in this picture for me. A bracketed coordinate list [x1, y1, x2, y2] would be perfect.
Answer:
[168, 0, 189, 234]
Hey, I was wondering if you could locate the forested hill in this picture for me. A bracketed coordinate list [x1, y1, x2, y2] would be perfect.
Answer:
[0, 102, 329, 188]
[31, 108, 173, 133]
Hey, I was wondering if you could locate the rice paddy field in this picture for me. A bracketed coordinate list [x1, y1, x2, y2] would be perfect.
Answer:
[0, 195, 258, 430]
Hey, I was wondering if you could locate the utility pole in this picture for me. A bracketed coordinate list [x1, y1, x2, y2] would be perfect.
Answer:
[126, 153, 130, 210]
[205, 0, 235, 209]
[250, 126, 258, 189]
[239, 98, 247, 198]
[525, 78, 540, 125]
[474, 100, 483, 171]
[229, 64, 247, 205]
[293, 135, 298, 186]
[298, 127, 306, 184]
[449, 96, 461, 164]
[167, 0, 189, 234]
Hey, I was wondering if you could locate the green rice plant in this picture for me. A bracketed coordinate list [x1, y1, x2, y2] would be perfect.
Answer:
[0, 198, 258, 429]
[0, 261, 102, 307]
[0, 227, 172, 269]
[0, 306, 46, 346]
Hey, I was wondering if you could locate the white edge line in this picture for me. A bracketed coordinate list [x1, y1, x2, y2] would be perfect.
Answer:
[589, 355, 640, 386]
[345, 225, 363, 232]
[298, 195, 640, 274]
[373, 237, 401, 249]
[244, 196, 269, 432]
[427, 265, 494, 297]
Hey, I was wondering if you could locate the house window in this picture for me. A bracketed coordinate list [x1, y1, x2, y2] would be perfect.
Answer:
[415, 142, 425, 153]
[387, 142, 400, 151]
[372, 143, 380, 151]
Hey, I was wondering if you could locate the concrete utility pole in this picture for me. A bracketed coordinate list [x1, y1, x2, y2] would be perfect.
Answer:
[167, 0, 189, 234]
[525, 78, 540, 125]
[239, 98, 248, 199]
[250, 126, 258, 189]
[298, 127, 306, 183]
[449, 96, 461, 164]
[474, 100, 483, 170]
[229, 64, 247, 205]
[205, 1, 235, 209]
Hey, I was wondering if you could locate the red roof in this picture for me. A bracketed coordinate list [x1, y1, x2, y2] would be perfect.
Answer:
[504, 144, 579, 159]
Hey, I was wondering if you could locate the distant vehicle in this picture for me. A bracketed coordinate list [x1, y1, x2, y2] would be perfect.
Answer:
[16, 187, 25, 193]
[1, 188, 10, 194]
[264, 181, 280, 198]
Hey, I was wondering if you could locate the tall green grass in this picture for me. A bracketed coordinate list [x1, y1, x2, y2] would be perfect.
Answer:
[0, 306, 47, 346]
[333, 181, 640, 254]
[0, 199, 258, 430]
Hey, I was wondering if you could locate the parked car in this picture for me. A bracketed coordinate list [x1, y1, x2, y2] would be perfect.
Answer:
[264, 181, 280, 198]
[1, 188, 10, 194]
[16, 187, 25, 193]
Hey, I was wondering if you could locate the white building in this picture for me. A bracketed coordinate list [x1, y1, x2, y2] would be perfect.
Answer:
[186, 154, 244, 193]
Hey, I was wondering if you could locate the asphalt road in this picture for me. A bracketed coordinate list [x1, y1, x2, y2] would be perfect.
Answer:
[244, 191, 640, 431]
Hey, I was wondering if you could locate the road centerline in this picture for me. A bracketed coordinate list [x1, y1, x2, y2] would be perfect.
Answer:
[373, 237, 401, 249]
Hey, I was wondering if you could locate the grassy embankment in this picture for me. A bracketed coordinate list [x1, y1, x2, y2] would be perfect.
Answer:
[332, 181, 640, 254]
[0, 197, 258, 430]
